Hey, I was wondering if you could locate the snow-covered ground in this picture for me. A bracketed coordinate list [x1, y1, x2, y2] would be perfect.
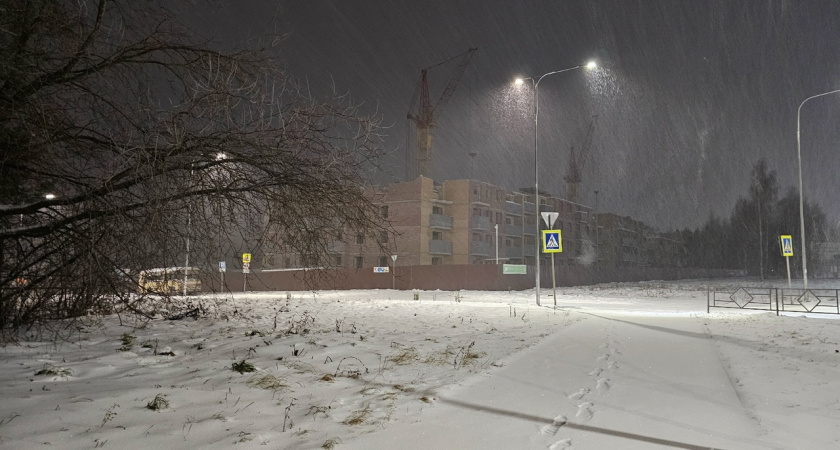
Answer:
[1, 279, 839, 449]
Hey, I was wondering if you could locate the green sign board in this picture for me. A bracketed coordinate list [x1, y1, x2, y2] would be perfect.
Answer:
[503, 264, 527, 275]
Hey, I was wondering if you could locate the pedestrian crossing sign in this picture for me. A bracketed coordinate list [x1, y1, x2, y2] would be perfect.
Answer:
[542, 230, 562, 253]
[780, 235, 793, 257]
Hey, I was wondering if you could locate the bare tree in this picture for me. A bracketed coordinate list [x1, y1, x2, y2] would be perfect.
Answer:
[0, 0, 385, 335]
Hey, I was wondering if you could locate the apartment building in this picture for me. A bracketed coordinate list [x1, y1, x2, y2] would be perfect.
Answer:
[594, 213, 683, 268]
[266, 176, 683, 270]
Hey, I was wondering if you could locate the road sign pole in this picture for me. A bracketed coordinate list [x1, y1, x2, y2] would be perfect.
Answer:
[786, 256, 791, 289]
[551, 252, 557, 308]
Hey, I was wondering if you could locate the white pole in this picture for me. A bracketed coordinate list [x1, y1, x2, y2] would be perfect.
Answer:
[796, 89, 840, 289]
[391, 254, 398, 290]
[495, 224, 499, 264]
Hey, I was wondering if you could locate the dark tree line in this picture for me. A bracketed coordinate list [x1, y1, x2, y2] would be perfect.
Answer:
[680, 159, 829, 278]
[0, 0, 387, 335]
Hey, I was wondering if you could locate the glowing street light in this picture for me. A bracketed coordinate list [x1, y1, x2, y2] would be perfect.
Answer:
[514, 60, 596, 307]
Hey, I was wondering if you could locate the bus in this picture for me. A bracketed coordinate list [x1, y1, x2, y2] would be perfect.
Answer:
[138, 267, 202, 295]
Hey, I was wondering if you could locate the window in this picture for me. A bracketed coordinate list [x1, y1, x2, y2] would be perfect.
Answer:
[472, 233, 480, 241]
[496, 212, 502, 223]
[336, 231, 343, 241]
[284, 257, 291, 268]
[432, 257, 442, 265]
[473, 208, 482, 217]
[333, 255, 342, 267]
[505, 216, 513, 225]
[505, 239, 512, 247]
[356, 233, 365, 244]
[433, 206, 443, 215]
[379, 256, 388, 267]
[432, 231, 442, 240]
[355, 256, 363, 269]
[380, 205, 389, 218]
[378, 231, 389, 244]
[473, 187, 479, 197]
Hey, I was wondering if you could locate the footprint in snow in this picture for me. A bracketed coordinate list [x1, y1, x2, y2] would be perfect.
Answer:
[540, 415, 568, 436]
[596, 378, 610, 392]
[576, 402, 595, 421]
[567, 388, 590, 400]
[596, 353, 610, 362]
[549, 438, 573, 449]
[588, 368, 603, 377]
[607, 361, 619, 370]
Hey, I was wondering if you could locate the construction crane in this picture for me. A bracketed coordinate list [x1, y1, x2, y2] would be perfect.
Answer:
[407, 48, 477, 179]
[564, 115, 598, 205]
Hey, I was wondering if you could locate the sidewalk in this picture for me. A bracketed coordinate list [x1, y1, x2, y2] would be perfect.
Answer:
[345, 311, 778, 449]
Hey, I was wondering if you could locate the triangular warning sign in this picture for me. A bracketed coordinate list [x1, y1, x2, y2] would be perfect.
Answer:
[783, 241, 792, 253]
[546, 234, 559, 249]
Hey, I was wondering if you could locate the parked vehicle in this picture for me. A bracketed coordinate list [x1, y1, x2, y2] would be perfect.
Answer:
[138, 267, 201, 295]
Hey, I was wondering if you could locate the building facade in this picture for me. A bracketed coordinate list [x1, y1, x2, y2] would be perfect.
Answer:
[265, 176, 681, 270]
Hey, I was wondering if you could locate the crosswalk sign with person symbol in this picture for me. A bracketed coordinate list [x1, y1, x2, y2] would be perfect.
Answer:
[542, 230, 562, 253]
[780, 235, 793, 257]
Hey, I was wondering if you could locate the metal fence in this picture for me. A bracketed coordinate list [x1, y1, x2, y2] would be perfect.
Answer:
[707, 286, 840, 316]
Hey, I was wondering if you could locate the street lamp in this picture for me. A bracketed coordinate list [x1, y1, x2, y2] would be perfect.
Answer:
[796, 88, 840, 289]
[515, 60, 596, 306]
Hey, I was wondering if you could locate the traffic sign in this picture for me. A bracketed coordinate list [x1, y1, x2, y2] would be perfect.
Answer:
[242, 262, 250, 274]
[780, 235, 793, 257]
[542, 230, 562, 253]
[219, 261, 226, 272]
[373, 267, 390, 273]
[242, 253, 251, 264]
[541, 212, 559, 228]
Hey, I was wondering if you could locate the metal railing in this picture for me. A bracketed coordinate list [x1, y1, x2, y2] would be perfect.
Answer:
[707, 286, 840, 316]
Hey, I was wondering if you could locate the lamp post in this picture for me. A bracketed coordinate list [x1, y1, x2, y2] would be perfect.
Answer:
[796, 89, 840, 289]
[515, 60, 596, 306]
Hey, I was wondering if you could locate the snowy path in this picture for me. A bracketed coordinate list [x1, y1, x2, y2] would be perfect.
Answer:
[345, 311, 777, 450]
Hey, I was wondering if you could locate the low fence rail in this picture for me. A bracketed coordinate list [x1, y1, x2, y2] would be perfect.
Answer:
[707, 286, 840, 316]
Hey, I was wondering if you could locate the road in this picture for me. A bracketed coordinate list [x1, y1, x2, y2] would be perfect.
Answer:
[345, 311, 777, 450]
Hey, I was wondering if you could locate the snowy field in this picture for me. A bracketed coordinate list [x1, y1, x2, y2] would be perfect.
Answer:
[1, 279, 839, 449]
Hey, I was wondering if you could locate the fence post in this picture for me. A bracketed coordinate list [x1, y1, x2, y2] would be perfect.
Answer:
[706, 285, 710, 314]
[775, 288, 779, 316]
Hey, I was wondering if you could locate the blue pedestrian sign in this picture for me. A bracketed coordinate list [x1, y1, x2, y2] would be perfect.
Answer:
[780, 235, 793, 257]
[542, 230, 562, 253]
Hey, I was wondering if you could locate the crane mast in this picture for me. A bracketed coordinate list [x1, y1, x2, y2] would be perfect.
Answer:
[408, 48, 477, 179]
[564, 115, 598, 204]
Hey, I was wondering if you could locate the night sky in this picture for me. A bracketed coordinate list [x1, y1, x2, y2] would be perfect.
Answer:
[190, 1, 840, 231]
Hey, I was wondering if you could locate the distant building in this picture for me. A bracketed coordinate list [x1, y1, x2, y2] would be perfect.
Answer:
[264, 176, 681, 270]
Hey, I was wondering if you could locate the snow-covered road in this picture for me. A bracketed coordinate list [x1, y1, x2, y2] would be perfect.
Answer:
[347, 311, 776, 449]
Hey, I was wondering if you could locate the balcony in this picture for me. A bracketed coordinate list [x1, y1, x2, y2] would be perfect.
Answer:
[524, 245, 535, 257]
[505, 201, 523, 215]
[470, 241, 492, 256]
[524, 202, 536, 215]
[430, 213, 453, 229]
[470, 216, 492, 231]
[505, 224, 523, 236]
[429, 239, 453, 255]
